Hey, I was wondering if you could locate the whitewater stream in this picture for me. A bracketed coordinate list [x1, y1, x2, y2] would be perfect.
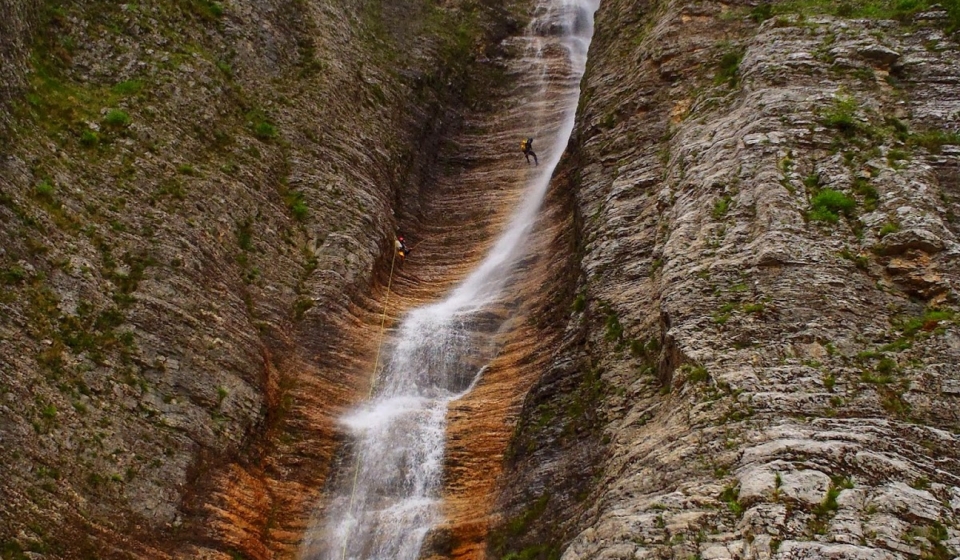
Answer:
[300, 0, 598, 557]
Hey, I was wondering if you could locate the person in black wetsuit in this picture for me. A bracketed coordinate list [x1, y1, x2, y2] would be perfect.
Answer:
[521, 137, 538, 165]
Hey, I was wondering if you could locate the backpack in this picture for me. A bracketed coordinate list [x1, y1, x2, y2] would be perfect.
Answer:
[520, 139, 529, 152]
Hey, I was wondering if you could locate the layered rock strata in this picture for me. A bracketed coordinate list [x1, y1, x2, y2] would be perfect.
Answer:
[495, 1, 960, 558]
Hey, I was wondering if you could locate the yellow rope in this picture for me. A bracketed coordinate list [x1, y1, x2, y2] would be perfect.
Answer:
[339, 246, 398, 560]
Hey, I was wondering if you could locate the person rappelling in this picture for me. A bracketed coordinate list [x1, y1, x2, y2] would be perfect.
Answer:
[395, 235, 411, 266]
[521, 137, 538, 165]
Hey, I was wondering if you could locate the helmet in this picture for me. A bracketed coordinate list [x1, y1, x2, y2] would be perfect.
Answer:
[398, 236, 404, 241]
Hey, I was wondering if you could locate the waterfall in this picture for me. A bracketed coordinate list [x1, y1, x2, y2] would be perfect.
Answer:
[300, 0, 598, 557]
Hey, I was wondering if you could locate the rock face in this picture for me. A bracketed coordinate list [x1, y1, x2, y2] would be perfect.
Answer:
[0, 0, 525, 556]
[493, 0, 960, 559]
[2, 0, 960, 557]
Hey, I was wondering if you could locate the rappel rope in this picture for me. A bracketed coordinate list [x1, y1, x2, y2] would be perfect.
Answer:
[339, 245, 398, 560]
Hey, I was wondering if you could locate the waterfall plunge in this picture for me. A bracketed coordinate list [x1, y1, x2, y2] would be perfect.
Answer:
[301, 0, 599, 557]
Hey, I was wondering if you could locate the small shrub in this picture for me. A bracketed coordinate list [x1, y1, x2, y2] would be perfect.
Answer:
[823, 373, 836, 391]
[103, 109, 131, 127]
[887, 148, 909, 166]
[1, 266, 27, 285]
[839, 249, 869, 270]
[177, 164, 197, 176]
[216, 60, 233, 77]
[836, 2, 854, 16]
[572, 292, 586, 313]
[878, 221, 900, 237]
[852, 177, 879, 211]
[604, 312, 624, 342]
[237, 218, 253, 251]
[291, 200, 308, 221]
[293, 297, 314, 320]
[254, 122, 277, 139]
[809, 189, 855, 223]
[876, 357, 898, 376]
[713, 195, 732, 219]
[111, 80, 143, 95]
[716, 49, 744, 86]
[909, 129, 960, 153]
[34, 180, 55, 199]
[79, 129, 99, 147]
[687, 365, 709, 383]
[720, 484, 743, 516]
[750, 3, 772, 22]
[822, 95, 859, 135]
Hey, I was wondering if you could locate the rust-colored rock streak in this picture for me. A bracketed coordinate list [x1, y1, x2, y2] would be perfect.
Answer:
[295, 1, 597, 557]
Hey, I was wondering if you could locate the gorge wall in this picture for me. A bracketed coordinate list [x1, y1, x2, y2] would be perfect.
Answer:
[2, 0, 960, 558]
[495, 0, 960, 558]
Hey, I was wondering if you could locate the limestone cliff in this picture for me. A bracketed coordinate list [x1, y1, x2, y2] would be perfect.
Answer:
[0, 0, 523, 556]
[495, 0, 960, 559]
[2, 0, 960, 557]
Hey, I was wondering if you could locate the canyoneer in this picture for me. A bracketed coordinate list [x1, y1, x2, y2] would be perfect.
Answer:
[395, 235, 411, 266]
[521, 137, 538, 165]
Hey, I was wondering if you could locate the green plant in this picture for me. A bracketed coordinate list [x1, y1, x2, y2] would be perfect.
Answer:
[809, 189, 855, 223]
[1, 266, 27, 285]
[687, 364, 709, 383]
[878, 221, 900, 237]
[111, 80, 143, 95]
[751, 3, 773, 21]
[79, 129, 99, 147]
[909, 129, 960, 153]
[103, 109, 130, 126]
[822, 95, 859, 135]
[713, 195, 732, 219]
[572, 292, 586, 313]
[852, 177, 879, 211]
[839, 249, 869, 270]
[247, 109, 278, 140]
[604, 312, 624, 343]
[803, 173, 821, 191]
[823, 373, 836, 391]
[293, 297, 314, 320]
[720, 484, 743, 516]
[34, 180, 55, 199]
[177, 164, 197, 176]
[254, 122, 277, 139]
[716, 49, 744, 86]
[887, 148, 909, 166]
[237, 218, 253, 251]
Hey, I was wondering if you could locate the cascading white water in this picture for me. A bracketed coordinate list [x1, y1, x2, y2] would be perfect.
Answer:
[300, 0, 598, 558]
